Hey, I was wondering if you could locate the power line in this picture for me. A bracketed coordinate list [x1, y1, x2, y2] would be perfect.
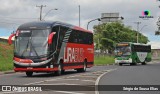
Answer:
[36, 5, 46, 21]
[0, 16, 37, 19]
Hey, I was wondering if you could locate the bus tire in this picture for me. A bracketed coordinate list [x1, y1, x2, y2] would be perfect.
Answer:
[26, 72, 33, 77]
[77, 61, 87, 72]
[131, 59, 137, 66]
[55, 63, 62, 76]
[131, 63, 137, 66]
[119, 63, 122, 66]
[142, 61, 146, 65]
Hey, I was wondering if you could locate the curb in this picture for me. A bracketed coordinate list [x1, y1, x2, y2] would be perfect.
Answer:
[4, 70, 15, 74]
[0, 70, 15, 75]
[94, 63, 116, 66]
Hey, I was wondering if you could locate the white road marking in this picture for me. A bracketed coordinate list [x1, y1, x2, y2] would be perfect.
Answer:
[95, 68, 117, 94]
[73, 75, 98, 78]
[18, 68, 117, 94]
[66, 76, 77, 78]
[24, 78, 62, 85]
[54, 91, 86, 94]
[59, 79, 80, 81]
[24, 80, 46, 85]
[37, 83, 80, 85]
[24, 70, 112, 85]
[81, 80, 95, 82]
[37, 83, 71, 85]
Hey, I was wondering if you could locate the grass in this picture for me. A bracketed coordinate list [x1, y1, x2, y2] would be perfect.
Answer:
[0, 42, 14, 71]
[94, 55, 115, 65]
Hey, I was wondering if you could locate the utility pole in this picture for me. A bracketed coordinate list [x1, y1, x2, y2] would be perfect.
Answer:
[134, 22, 141, 43]
[79, 5, 80, 27]
[36, 5, 46, 21]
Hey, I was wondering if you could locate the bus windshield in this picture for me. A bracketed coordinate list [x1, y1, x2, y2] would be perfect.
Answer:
[115, 46, 131, 56]
[14, 29, 50, 57]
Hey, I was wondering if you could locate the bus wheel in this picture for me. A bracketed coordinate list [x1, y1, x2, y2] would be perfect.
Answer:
[131, 60, 137, 66]
[26, 72, 33, 77]
[119, 63, 122, 66]
[142, 61, 146, 65]
[131, 63, 137, 66]
[55, 64, 62, 76]
[77, 61, 87, 72]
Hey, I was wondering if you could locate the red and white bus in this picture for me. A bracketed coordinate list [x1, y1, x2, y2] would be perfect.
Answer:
[8, 21, 94, 77]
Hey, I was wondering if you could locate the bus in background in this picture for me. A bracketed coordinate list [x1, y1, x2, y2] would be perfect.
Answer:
[114, 42, 151, 66]
[8, 21, 94, 77]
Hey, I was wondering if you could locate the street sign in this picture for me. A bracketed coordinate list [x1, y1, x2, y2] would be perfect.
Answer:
[101, 13, 119, 23]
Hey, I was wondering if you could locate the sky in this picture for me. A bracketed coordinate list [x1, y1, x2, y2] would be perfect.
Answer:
[0, 0, 160, 48]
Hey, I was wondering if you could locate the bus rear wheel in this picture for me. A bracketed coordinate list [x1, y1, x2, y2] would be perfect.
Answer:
[131, 60, 137, 66]
[142, 61, 146, 65]
[119, 63, 123, 66]
[26, 72, 33, 77]
[77, 61, 87, 72]
[131, 63, 137, 66]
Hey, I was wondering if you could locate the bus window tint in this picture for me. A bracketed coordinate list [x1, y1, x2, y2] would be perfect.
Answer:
[68, 30, 93, 45]
[133, 45, 151, 52]
[88, 33, 93, 44]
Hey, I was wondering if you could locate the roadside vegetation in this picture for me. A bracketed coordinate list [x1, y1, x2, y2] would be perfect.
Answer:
[94, 55, 115, 65]
[94, 22, 149, 53]
[0, 42, 14, 71]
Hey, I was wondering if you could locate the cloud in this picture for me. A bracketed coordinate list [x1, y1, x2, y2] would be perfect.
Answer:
[148, 41, 160, 49]
[0, 0, 159, 44]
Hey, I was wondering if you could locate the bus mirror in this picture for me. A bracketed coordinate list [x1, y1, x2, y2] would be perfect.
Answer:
[48, 32, 56, 44]
[8, 33, 15, 45]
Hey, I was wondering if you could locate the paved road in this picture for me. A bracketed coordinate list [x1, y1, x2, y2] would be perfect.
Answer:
[0, 61, 160, 94]
[98, 62, 160, 94]
[0, 65, 118, 94]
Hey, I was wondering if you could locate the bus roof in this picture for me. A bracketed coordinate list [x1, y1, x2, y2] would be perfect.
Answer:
[18, 21, 92, 33]
[117, 42, 150, 46]
[132, 43, 151, 46]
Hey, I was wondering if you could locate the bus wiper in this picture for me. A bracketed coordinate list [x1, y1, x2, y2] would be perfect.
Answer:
[30, 41, 40, 59]
[21, 38, 30, 56]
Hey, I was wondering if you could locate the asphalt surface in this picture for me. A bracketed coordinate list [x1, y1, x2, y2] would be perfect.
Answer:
[0, 65, 118, 94]
[0, 61, 160, 94]
[98, 61, 160, 94]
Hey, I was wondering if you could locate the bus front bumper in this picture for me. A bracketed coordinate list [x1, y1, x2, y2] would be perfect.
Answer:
[14, 68, 58, 72]
[115, 59, 132, 64]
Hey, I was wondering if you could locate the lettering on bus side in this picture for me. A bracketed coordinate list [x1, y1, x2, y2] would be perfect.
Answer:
[64, 47, 84, 63]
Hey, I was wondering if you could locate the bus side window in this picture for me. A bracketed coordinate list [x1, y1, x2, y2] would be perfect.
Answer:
[68, 30, 78, 43]
[83, 32, 93, 45]
[78, 31, 83, 44]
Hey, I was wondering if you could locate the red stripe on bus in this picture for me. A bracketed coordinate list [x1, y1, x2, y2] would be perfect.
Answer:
[14, 57, 33, 63]
[63, 65, 84, 70]
[14, 68, 58, 72]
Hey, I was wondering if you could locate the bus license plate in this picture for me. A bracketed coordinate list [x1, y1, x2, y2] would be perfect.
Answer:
[27, 67, 33, 69]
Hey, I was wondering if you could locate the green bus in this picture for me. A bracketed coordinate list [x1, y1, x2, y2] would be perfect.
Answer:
[115, 42, 151, 66]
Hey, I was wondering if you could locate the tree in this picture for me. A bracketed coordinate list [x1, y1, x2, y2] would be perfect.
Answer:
[93, 22, 149, 52]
